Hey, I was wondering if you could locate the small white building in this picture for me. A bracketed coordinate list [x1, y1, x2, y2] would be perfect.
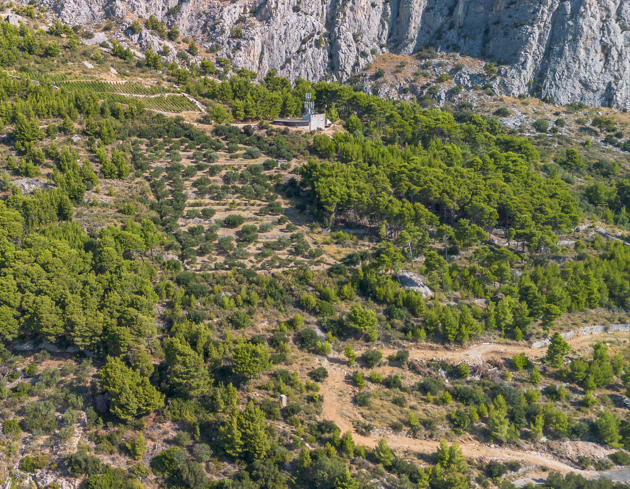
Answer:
[273, 94, 331, 130]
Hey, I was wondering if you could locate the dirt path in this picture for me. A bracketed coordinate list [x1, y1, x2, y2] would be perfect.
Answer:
[318, 331, 630, 476]
[353, 331, 630, 367]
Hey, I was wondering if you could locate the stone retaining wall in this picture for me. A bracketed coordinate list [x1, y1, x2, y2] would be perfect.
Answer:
[531, 324, 630, 348]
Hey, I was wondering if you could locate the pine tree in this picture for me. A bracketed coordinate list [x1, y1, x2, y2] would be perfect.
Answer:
[344, 345, 357, 366]
[457, 305, 476, 344]
[136, 377, 164, 414]
[219, 411, 243, 457]
[84, 115, 98, 136]
[112, 148, 130, 179]
[431, 464, 469, 489]
[478, 403, 488, 417]
[101, 154, 117, 179]
[545, 332, 571, 367]
[225, 383, 239, 408]
[353, 372, 365, 389]
[62, 115, 75, 135]
[334, 468, 359, 489]
[584, 272, 600, 308]
[232, 342, 270, 378]
[99, 119, 115, 144]
[6, 155, 16, 170]
[232, 100, 245, 120]
[297, 448, 311, 471]
[32, 148, 45, 165]
[331, 429, 341, 447]
[442, 391, 452, 404]
[568, 276, 587, 312]
[530, 365, 542, 384]
[542, 304, 563, 331]
[326, 106, 339, 123]
[164, 337, 211, 397]
[441, 441, 467, 471]
[127, 432, 148, 460]
[493, 394, 507, 414]
[14, 112, 43, 143]
[374, 438, 394, 466]
[484, 302, 496, 331]
[597, 410, 622, 447]
[583, 390, 597, 408]
[489, 410, 510, 442]
[19, 158, 37, 177]
[244, 95, 257, 119]
[495, 297, 514, 336]
[99, 356, 164, 421]
[188, 40, 199, 56]
[435, 440, 451, 467]
[347, 305, 377, 334]
[513, 301, 532, 332]
[81, 160, 98, 187]
[406, 412, 420, 435]
[440, 307, 458, 343]
[340, 431, 355, 458]
[530, 413, 544, 440]
[168, 25, 180, 41]
[238, 401, 271, 460]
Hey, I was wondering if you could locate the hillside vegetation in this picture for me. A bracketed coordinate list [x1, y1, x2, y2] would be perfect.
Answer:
[2, 8, 630, 489]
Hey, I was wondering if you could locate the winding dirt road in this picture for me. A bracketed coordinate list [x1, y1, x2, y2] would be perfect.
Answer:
[318, 330, 630, 476]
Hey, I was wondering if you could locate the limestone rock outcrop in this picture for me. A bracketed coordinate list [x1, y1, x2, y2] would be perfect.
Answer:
[28, 0, 630, 108]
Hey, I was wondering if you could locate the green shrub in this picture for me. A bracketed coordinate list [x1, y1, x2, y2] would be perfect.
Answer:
[486, 461, 508, 479]
[389, 349, 409, 365]
[610, 451, 630, 466]
[384, 375, 402, 389]
[511, 353, 530, 370]
[369, 371, 383, 383]
[356, 392, 371, 406]
[19, 454, 50, 472]
[23, 401, 58, 435]
[533, 119, 550, 133]
[173, 431, 192, 447]
[245, 147, 261, 159]
[192, 443, 213, 462]
[362, 349, 383, 368]
[417, 378, 444, 395]
[224, 214, 245, 227]
[64, 451, 103, 476]
[457, 363, 471, 378]
[231, 311, 252, 329]
[201, 208, 216, 218]
[494, 107, 511, 117]
[263, 159, 278, 170]
[310, 367, 329, 382]
[392, 395, 407, 407]
[25, 362, 38, 377]
[299, 329, 318, 349]
[2, 419, 21, 438]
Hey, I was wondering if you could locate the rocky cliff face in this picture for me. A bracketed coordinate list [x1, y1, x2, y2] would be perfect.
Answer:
[30, 0, 630, 108]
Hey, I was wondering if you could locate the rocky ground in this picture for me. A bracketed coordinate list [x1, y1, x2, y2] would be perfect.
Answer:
[23, 0, 630, 109]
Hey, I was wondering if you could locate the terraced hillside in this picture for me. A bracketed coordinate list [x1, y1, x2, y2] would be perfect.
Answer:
[3, 7, 630, 489]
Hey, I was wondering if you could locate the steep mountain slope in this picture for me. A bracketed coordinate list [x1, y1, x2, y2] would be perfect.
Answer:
[5, 8, 630, 489]
[30, 0, 630, 108]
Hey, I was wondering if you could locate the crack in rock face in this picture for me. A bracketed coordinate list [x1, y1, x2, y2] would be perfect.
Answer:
[28, 0, 630, 107]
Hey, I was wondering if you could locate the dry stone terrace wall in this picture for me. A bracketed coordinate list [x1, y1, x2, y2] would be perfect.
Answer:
[531, 324, 630, 349]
